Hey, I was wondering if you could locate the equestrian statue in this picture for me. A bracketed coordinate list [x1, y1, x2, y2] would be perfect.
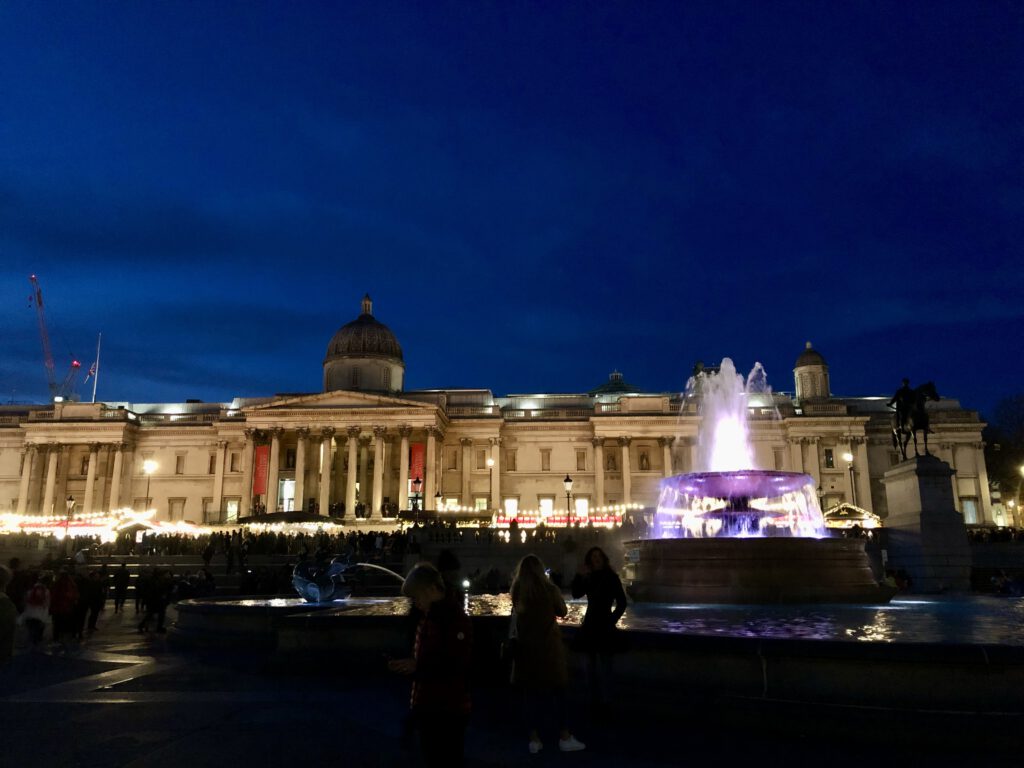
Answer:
[888, 378, 941, 461]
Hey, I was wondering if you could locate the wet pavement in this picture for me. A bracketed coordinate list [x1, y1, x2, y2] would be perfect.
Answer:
[3, 605, 1023, 767]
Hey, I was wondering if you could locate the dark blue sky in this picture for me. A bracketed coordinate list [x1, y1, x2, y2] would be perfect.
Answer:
[1, 2, 1021, 418]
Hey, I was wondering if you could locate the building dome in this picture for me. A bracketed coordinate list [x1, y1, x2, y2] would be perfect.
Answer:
[323, 295, 405, 393]
[795, 341, 826, 368]
[326, 294, 403, 362]
[589, 370, 641, 396]
[793, 341, 830, 401]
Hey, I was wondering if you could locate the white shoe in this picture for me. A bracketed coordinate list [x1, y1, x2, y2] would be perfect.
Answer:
[528, 739, 543, 754]
[559, 735, 586, 752]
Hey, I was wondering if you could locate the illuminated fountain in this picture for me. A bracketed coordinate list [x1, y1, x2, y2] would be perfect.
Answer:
[625, 359, 893, 603]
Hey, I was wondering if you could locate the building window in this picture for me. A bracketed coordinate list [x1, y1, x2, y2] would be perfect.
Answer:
[574, 497, 590, 517]
[168, 498, 185, 520]
[541, 449, 551, 472]
[286, 448, 296, 470]
[225, 498, 239, 522]
[351, 367, 361, 388]
[503, 497, 519, 516]
[230, 452, 240, 472]
[447, 449, 459, 470]
[539, 496, 555, 515]
[80, 456, 90, 476]
[476, 450, 487, 470]
[823, 449, 835, 469]
[382, 367, 391, 390]
[474, 497, 488, 511]
[576, 450, 587, 472]
[208, 454, 217, 474]
[175, 455, 185, 475]
[961, 497, 979, 524]
[773, 449, 785, 471]
[506, 449, 517, 472]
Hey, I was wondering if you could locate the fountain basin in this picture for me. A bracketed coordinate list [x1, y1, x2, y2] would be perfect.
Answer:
[624, 537, 894, 603]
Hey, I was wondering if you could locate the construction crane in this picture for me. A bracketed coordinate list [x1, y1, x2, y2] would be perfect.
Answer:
[28, 275, 80, 401]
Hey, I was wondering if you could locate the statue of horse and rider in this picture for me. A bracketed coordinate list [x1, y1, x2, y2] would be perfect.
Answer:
[889, 378, 940, 461]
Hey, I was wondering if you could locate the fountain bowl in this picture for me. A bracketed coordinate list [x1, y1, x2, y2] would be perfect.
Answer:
[624, 536, 895, 604]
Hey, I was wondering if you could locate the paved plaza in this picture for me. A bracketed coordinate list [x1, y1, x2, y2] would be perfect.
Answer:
[2, 605, 1022, 768]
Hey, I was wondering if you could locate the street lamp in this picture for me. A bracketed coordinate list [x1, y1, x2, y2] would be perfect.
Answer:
[486, 456, 495, 511]
[563, 474, 574, 518]
[841, 451, 856, 506]
[143, 459, 157, 511]
[412, 476, 422, 512]
[434, 490, 443, 512]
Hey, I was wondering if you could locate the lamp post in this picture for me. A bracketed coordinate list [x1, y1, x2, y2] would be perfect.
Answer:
[487, 456, 495, 511]
[842, 452, 856, 507]
[64, 495, 75, 553]
[434, 490, 443, 513]
[143, 459, 157, 511]
[563, 474, 574, 519]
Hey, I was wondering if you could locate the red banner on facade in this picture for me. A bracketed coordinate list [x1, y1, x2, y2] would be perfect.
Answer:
[252, 444, 270, 495]
[409, 443, 425, 486]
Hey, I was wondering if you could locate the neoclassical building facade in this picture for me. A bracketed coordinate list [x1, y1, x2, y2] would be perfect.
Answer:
[0, 297, 998, 527]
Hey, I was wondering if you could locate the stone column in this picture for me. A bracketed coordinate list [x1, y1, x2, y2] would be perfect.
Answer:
[319, 428, 335, 517]
[398, 426, 411, 511]
[345, 427, 360, 518]
[619, 436, 632, 505]
[83, 443, 100, 515]
[267, 427, 284, 514]
[426, 428, 439, 510]
[460, 438, 473, 506]
[371, 427, 386, 519]
[358, 435, 371, 512]
[240, 429, 256, 518]
[42, 443, 59, 517]
[592, 438, 605, 507]
[854, 439, 871, 512]
[333, 425, 346, 505]
[807, 438, 821, 488]
[688, 439, 699, 474]
[109, 443, 125, 512]
[659, 437, 674, 478]
[210, 440, 227, 521]
[974, 441, 994, 520]
[789, 438, 804, 473]
[490, 436, 502, 511]
[293, 428, 308, 514]
[16, 444, 35, 516]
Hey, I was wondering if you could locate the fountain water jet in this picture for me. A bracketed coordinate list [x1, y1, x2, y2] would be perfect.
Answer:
[626, 358, 893, 603]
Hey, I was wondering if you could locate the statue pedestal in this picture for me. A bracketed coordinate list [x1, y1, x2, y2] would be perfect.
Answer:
[882, 455, 971, 593]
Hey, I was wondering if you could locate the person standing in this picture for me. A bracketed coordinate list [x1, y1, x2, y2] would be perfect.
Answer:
[570, 546, 628, 715]
[50, 569, 79, 645]
[112, 564, 130, 614]
[510, 554, 585, 755]
[21, 573, 51, 648]
[389, 563, 473, 768]
[0, 566, 17, 664]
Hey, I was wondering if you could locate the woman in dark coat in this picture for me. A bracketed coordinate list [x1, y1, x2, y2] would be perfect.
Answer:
[510, 554, 585, 755]
[570, 546, 627, 712]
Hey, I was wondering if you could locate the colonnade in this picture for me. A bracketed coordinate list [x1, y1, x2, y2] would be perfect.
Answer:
[240, 424, 441, 520]
[15, 441, 129, 517]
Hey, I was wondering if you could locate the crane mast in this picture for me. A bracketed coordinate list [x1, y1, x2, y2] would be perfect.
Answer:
[28, 274, 80, 401]
[28, 274, 57, 398]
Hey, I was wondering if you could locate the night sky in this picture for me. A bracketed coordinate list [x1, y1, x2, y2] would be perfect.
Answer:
[1, 2, 1021, 418]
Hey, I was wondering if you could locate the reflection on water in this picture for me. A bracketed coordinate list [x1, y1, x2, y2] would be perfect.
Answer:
[209, 594, 1024, 645]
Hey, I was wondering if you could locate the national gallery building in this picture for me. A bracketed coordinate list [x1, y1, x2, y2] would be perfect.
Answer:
[0, 296, 998, 528]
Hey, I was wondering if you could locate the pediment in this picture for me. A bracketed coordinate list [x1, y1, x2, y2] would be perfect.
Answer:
[243, 390, 437, 412]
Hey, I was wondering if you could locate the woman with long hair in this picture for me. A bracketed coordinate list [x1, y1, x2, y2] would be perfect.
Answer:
[510, 554, 585, 754]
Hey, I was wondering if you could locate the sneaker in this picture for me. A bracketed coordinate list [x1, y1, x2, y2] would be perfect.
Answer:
[528, 739, 543, 754]
[559, 735, 586, 752]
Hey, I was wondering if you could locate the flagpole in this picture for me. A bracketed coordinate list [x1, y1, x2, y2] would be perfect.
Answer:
[91, 333, 101, 403]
